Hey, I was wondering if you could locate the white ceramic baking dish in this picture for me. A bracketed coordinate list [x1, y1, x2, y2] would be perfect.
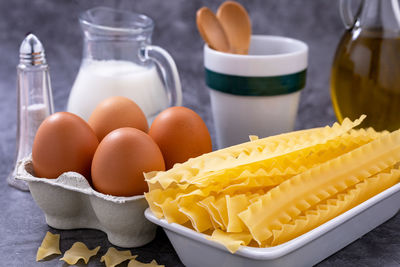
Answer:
[145, 182, 400, 267]
[16, 156, 156, 248]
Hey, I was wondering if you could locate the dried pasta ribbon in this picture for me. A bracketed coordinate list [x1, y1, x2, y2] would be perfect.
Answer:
[197, 126, 374, 191]
[145, 127, 378, 208]
[36, 232, 61, 261]
[239, 129, 400, 245]
[147, 117, 365, 189]
[211, 194, 229, 229]
[190, 128, 378, 187]
[205, 167, 399, 251]
[249, 135, 259, 141]
[100, 247, 136, 267]
[178, 195, 213, 232]
[145, 127, 379, 220]
[206, 229, 253, 253]
[60, 242, 100, 265]
[145, 187, 183, 219]
[226, 194, 257, 233]
[198, 196, 226, 230]
[154, 196, 188, 224]
[271, 167, 400, 246]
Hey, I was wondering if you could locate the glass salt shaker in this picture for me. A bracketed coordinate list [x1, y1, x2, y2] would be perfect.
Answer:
[7, 33, 54, 191]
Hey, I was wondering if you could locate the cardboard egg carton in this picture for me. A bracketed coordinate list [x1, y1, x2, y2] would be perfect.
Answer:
[15, 156, 156, 248]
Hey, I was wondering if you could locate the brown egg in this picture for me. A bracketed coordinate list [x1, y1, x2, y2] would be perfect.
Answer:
[91, 127, 165, 196]
[32, 112, 99, 180]
[88, 96, 148, 141]
[149, 106, 212, 169]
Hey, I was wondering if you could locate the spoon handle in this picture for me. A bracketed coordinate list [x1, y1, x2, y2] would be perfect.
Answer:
[196, 7, 231, 53]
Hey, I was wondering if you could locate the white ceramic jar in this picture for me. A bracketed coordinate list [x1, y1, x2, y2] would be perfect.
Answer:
[204, 35, 308, 148]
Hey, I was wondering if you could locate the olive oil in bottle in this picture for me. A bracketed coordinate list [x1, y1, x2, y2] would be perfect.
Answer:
[331, 30, 400, 131]
[331, 0, 400, 131]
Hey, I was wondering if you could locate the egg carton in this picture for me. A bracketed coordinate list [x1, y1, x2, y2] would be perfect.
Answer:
[15, 156, 157, 248]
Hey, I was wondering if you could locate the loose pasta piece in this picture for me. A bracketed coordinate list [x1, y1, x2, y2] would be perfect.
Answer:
[249, 135, 259, 141]
[100, 247, 136, 267]
[36, 232, 61, 261]
[60, 242, 100, 265]
[239, 129, 400, 245]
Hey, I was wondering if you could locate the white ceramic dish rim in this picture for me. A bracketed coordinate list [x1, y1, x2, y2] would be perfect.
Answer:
[145, 182, 400, 260]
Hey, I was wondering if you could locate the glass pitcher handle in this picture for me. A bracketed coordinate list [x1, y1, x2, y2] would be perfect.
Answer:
[140, 45, 182, 107]
[339, 0, 364, 29]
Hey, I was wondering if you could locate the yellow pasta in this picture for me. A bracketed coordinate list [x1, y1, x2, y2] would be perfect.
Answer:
[155, 196, 188, 224]
[239, 129, 400, 245]
[271, 167, 400, 246]
[146, 116, 365, 189]
[190, 128, 379, 188]
[60, 242, 100, 265]
[178, 195, 213, 232]
[226, 194, 262, 233]
[145, 126, 378, 218]
[36, 232, 61, 261]
[145, 127, 381, 226]
[211, 194, 229, 229]
[198, 196, 226, 230]
[144, 115, 399, 253]
[100, 247, 136, 267]
[207, 229, 253, 253]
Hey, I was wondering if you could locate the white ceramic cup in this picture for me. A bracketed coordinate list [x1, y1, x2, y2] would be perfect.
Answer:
[204, 35, 308, 148]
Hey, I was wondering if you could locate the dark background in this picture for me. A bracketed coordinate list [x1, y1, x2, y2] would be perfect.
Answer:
[1, 1, 400, 266]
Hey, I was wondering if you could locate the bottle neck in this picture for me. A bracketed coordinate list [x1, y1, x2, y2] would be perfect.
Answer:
[358, 0, 400, 35]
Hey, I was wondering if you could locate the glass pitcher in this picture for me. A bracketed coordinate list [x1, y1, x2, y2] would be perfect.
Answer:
[331, 0, 400, 131]
[67, 7, 182, 123]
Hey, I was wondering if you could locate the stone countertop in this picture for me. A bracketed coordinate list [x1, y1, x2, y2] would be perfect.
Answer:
[1, 0, 400, 266]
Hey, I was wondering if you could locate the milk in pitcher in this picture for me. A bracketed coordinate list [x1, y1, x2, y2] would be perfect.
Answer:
[67, 59, 169, 122]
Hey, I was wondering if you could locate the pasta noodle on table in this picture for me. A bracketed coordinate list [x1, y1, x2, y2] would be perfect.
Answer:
[60, 242, 100, 265]
[36, 232, 61, 261]
[100, 247, 137, 267]
[144, 115, 400, 253]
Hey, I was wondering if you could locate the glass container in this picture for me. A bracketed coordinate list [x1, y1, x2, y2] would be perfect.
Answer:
[67, 7, 182, 123]
[331, 0, 400, 131]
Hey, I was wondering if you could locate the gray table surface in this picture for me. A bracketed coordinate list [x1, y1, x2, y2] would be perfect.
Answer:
[1, 0, 400, 266]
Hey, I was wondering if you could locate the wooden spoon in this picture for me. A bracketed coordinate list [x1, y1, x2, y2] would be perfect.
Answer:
[196, 7, 231, 53]
[217, 1, 251, 54]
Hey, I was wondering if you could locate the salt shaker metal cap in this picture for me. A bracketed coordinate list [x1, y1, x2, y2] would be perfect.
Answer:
[8, 33, 54, 191]
[19, 33, 47, 65]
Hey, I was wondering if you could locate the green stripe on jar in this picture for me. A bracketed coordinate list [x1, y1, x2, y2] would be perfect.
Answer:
[205, 68, 307, 96]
